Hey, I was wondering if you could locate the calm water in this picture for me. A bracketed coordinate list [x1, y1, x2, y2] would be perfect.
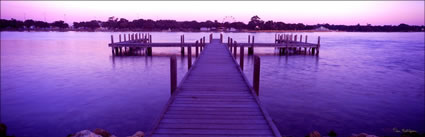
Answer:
[1, 31, 424, 137]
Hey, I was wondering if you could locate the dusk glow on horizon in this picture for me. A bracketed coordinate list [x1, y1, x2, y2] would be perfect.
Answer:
[1, 1, 424, 26]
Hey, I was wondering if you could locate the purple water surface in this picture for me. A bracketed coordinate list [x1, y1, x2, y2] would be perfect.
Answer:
[1, 31, 424, 137]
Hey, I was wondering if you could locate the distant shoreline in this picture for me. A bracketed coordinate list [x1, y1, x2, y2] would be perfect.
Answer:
[2, 29, 424, 33]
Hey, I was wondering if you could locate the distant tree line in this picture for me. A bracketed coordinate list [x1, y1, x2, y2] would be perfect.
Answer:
[1, 15, 424, 32]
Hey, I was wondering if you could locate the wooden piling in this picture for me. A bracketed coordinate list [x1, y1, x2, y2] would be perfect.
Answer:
[110, 35, 114, 43]
[146, 34, 152, 55]
[111, 35, 114, 54]
[305, 35, 308, 43]
[119, 34, 122, 42]
[239, 42, 244, 70]
[300, 35, 303, 42]
[317, 36, 321, 55]
[228, 37, 230, 48]
[233, 41, 237, 58]
[181, 35, 185, 55]
[195, 40, 199, 57]
[209, 34, 212, 43]
[248, 36, 254, 55]
[170, 56, 177, 94]
[253, 55, 260, 95]
[188, 44, 192, 69]
[220, 34, 223, 43]
[124, 34, 127, 41]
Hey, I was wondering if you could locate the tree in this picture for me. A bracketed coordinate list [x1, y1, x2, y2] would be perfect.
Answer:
[24, 19, 35, 29]
[248, 15, 264, 30]
[51, 20, 68, 29]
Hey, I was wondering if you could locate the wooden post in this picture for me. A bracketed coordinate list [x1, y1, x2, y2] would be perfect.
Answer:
[233, 41, 237, 58]
[239, 42, 244, 70]
[209, 34, 212, 43]
[200, 38, 203, 52]
[170, 56, 177, 94]
[300, 35, 303, 42]
[294, 35, 297, 42]
[228, 37, 230, 47]
[111, 35, 114, 54]
[253, 55, 260, 95]
[119, 34, 122, 42]
[203, 37, 205, 46]
[317, 36, 321, 55]
[195, 40, 199, 57]
[220, 33, 223, 43]
[230, 38, 233, 52]
[305, 35, 308, 43]
[128, 34, 130, 41]
[146, 35, 152, 56]
[124, 34, 127, 41]
[249, 36, 254, 55]
[188, 44, 192, 69]
[181, 35, 185, 55]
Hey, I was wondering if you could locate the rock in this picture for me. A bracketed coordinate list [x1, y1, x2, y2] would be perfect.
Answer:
[128, 131, 145, 137]
[93, 128, 112, 137]
[350, 133, 377, 137]
[309, 131, 321, 137]
[68, 130, 102, 137]
[0, 123, 7, 137]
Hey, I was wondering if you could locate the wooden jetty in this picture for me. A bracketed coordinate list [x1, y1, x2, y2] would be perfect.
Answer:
[108, 33, 321, 56]
[107, 33, 322, 136]
[148, 39, 281, 137]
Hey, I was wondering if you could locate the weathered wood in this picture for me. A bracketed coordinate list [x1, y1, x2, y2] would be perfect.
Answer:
[253, 55, 260, 95]
[305, 35, 308, 43]
[180, 35, 184, 55]
[220, 33, 223, 43]
[110, 35, 114, 43]
[170, 56, 177, 94]
[240, 43, 244, 70]
[195, 40, 199, 57]
[187, 44, 192, 69]
[148, 39, 281, 137]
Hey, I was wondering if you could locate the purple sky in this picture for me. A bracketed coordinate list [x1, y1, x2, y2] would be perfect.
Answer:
[1, 1, 424, 25]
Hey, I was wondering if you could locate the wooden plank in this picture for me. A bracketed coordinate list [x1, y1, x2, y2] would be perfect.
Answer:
[152, 134, 275, 137]
[168, 106, 259, 112]
[163, 114, 265, 120]
[148, 39, 281, 137]
[158, 123, 270, 130]
[155, 129, 273, 135]
[166, 111, 263, 116]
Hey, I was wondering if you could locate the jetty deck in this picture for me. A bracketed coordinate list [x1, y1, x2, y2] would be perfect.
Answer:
[148, 39, 281, 137]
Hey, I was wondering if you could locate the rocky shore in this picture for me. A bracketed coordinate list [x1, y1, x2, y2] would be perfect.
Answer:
[67, 129, 144, 137]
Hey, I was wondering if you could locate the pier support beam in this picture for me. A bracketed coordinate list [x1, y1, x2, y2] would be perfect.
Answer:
[240, 43, 244, 70]
[195, 40, 199, 57]
[180, 35, 185, 55]
[170, 56, 177, 94]
[317, 36, 321, 55]
[220, 34, 223, 43]
[147, 35, 153, 56]
[233, 41, 237, 58]
[188, 45, 192, 69]
[253, 55, 260, 96]
[248, 36, 254, 55]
